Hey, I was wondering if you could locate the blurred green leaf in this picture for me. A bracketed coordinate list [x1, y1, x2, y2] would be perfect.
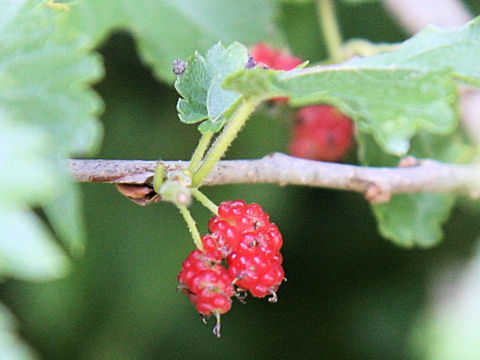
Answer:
[43, 175, 86, 257]
[0, 302, 39, 360]
[224, 67, 286, 99]
[226, 66, 458, 155]
[0, 2, 104, 155]
[0, 113, 58, 206]
[226, 16, 480, 155]
[357, 130, 472, 247]
[66, 0, 277, 83]
[370, 193, 455, 248]
[175, 42, 249, 133]
[0, 112, 70, 279]
[409, 243, 480, 359]
[0, 0, 104, 270]
[0, 204, 69, 281]
[347, 16, 480, 86]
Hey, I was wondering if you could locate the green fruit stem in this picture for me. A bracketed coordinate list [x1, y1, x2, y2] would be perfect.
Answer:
[178, 204, 204, 251]
[316, 0, 343, 62]
[188, 131, 214, 173]
[153, 161, 165, 194]
[192, 98, 260, 187]
[191, 188, 218, 215]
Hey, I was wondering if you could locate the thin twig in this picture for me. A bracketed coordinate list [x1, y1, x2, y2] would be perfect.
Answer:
[68, 154, 480, 203]
[316, 0, 343, 62]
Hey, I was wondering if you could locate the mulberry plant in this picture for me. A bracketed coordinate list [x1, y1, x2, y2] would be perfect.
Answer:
[2, 1, 480, 357]
[153, 44, 292, 335]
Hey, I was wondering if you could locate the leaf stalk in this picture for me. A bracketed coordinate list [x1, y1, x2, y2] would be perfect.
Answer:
[192, 98, 260, 187]
[188, 131, 214, 172]
[316, 0, 343, 62]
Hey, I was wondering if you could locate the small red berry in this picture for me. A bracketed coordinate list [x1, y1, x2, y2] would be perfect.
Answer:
[289, 105, 354, 162]
[178, 200, 285, 336]
[217, 200, 270, 233]
[273, 52, 303, 71]
[250, 42, 303, 103]
[179, 249, 219, 274]
[207, 217, 240, 250]
[250, 42, 280, 68]
[195, 289, 233, 315]
[200, 234, 225, 260]
[248, 262, 285, 300]
[250, 43, 302, 71]
[178, 249, 235, 337]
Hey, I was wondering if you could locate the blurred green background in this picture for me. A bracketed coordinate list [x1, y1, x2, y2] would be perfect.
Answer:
[2, 1, 480, 359]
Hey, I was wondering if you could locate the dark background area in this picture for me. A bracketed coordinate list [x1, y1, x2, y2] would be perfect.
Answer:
[2, 1, 480, 359]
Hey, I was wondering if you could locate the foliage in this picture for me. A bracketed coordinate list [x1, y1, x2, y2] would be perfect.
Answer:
[357, 130, 471, 247]
[227, 17, 480, 156]
[175, 42, 249, 133]
[0, 303, 39, 360]
[0, 0, 479, 358]
[211, 18, 480, 246]
[0, 0, 103, 279]
[0, 0, 276, 279]
[66, 0, 276, 83]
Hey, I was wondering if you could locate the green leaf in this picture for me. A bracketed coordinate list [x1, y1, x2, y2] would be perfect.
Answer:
[0, 5, 104, 155]
[357, 130, 472, 247]
[226, 66, 458, 155]
[175, 42, 249, 133]
[409, 244, 480, 360]
[0, 113, 72, 278]
[348, 17, 480, 87]
[371, 193, 455, 248]
[226, 16, 480, 155]
[0, 0, 104, 274]
[0, 204, 69, 281]
[66, 0, 277, 83]
[43, 175, 86, 257]
[0, 113, 58, 206]
[0, 302, 39, 360]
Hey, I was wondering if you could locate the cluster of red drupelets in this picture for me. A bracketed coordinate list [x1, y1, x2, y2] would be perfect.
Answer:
[178, 200, 284, 336]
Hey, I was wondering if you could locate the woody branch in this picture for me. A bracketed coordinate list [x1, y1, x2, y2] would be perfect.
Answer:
[68, 154, 480, 203]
